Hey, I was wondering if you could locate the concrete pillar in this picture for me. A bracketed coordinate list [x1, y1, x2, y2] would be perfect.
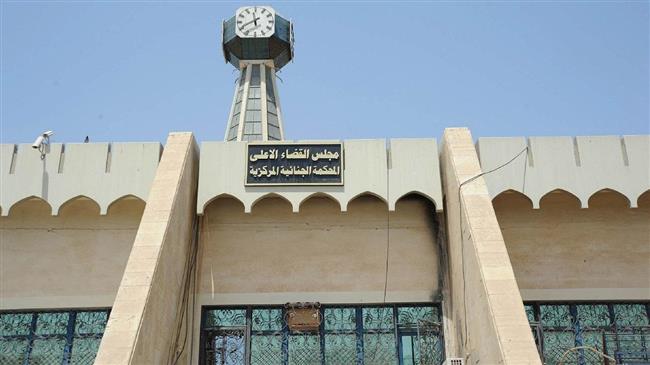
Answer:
[95, 132, 199, 365]
[440, 128, 540, 364]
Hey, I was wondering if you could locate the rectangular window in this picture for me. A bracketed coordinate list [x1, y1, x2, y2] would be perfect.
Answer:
[0, 309, 110, 365]
[201, 304, 444, 365]
[525, 302, 649, 364]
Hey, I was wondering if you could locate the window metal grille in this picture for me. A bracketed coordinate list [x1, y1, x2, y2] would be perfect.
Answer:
[0, 309, 110, 365]
[200, 304, 444, 365]
[525, 302, 650, 364]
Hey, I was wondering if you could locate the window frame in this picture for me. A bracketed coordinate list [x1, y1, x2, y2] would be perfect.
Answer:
[0, 308, 111, 365]
[524, 301, 650, 364]
[199, 303, 444, 365]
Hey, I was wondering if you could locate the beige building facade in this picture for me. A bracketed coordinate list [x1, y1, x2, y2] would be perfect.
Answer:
[1, 6, 649, 365]
[1, 130, 648, 365]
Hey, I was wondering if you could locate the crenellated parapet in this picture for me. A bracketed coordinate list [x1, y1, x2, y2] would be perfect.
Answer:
[197, 138, 443, 214]
[0, 142, 161, 215]
[477, 135, 650, 208]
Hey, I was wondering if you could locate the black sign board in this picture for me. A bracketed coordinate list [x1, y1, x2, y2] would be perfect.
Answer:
[246, 143, 343, 185]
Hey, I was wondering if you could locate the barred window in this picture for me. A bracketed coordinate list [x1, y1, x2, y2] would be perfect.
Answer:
[525, 302, 649, 364]
[201, 304, 444, 365]
[0, 309, 110, 365]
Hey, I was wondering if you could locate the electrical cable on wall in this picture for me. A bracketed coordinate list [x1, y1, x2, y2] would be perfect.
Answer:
[383, 149, 391, 304]
[378, 150, 392, 355]
[170, 215, 201, 365]
[188, 216, 202, 365]
[383, 197, 391, 304]
[456, 146, 529, 348]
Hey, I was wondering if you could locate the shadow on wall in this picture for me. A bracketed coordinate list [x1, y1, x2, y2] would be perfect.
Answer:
[201, 190, 439, 215]
[491, 187, 650, 293]
[2, 195, 145, 226]
[0, 195, 146, 310]
[492, 188, 644, 210]
[198, 192, 441, 301]
[3, 195, 146, 217]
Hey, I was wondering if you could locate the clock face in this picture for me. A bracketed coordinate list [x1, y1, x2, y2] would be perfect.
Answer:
[235, 6, 275, 38]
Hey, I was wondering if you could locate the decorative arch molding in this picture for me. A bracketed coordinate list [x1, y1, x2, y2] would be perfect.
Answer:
[105, 194, 147, 215]
[537, 189, 584, 210]
[587, 188, 631, 208]
[248, 193, 295, 213]
[343, 191, 389, 212]
[2, 192, 151, 217]
[489, 187, 642, 210]
[478, 136, 650, 210]
[636, 190, 650, 208]
[199, 189, 393, 214]
[201, 193, 246, 213]
[298, 193, 341, 212]
[24, 192, 151, 216]
[99, 193, 148, 215]
[0, 142, 160, 216]
[196, 139, 443, 215]
[391, 191, 438, 211]
[6, 195, 53, 216]
[492, 189, 534, 209]
[55, 195, 102, 216]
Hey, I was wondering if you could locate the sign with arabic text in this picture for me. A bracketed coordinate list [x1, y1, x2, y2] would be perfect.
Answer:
[246, 143, 343, 185]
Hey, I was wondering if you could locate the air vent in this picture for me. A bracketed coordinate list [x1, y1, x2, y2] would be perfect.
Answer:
[444, 358, 464, 365]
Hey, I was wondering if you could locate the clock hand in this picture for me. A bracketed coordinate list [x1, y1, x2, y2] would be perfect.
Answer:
[241, 17, 260, 29]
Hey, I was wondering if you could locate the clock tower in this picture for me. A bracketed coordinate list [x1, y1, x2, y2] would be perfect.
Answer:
[221, 6, 294, 142]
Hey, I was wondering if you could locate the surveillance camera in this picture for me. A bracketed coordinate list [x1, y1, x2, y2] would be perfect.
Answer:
[32, 131, 54, 149]
[32, 136, 45, 149]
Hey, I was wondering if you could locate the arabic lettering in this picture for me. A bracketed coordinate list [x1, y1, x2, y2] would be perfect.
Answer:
[249, 148, 341, 163]
[249, 165, 340, 178]
[247, 144, 343, 184]
[249, 148, 279, 162]
[311, 149, 340, 161]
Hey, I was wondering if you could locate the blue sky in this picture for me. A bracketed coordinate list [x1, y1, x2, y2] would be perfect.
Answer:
[1, 1, 648, 144]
